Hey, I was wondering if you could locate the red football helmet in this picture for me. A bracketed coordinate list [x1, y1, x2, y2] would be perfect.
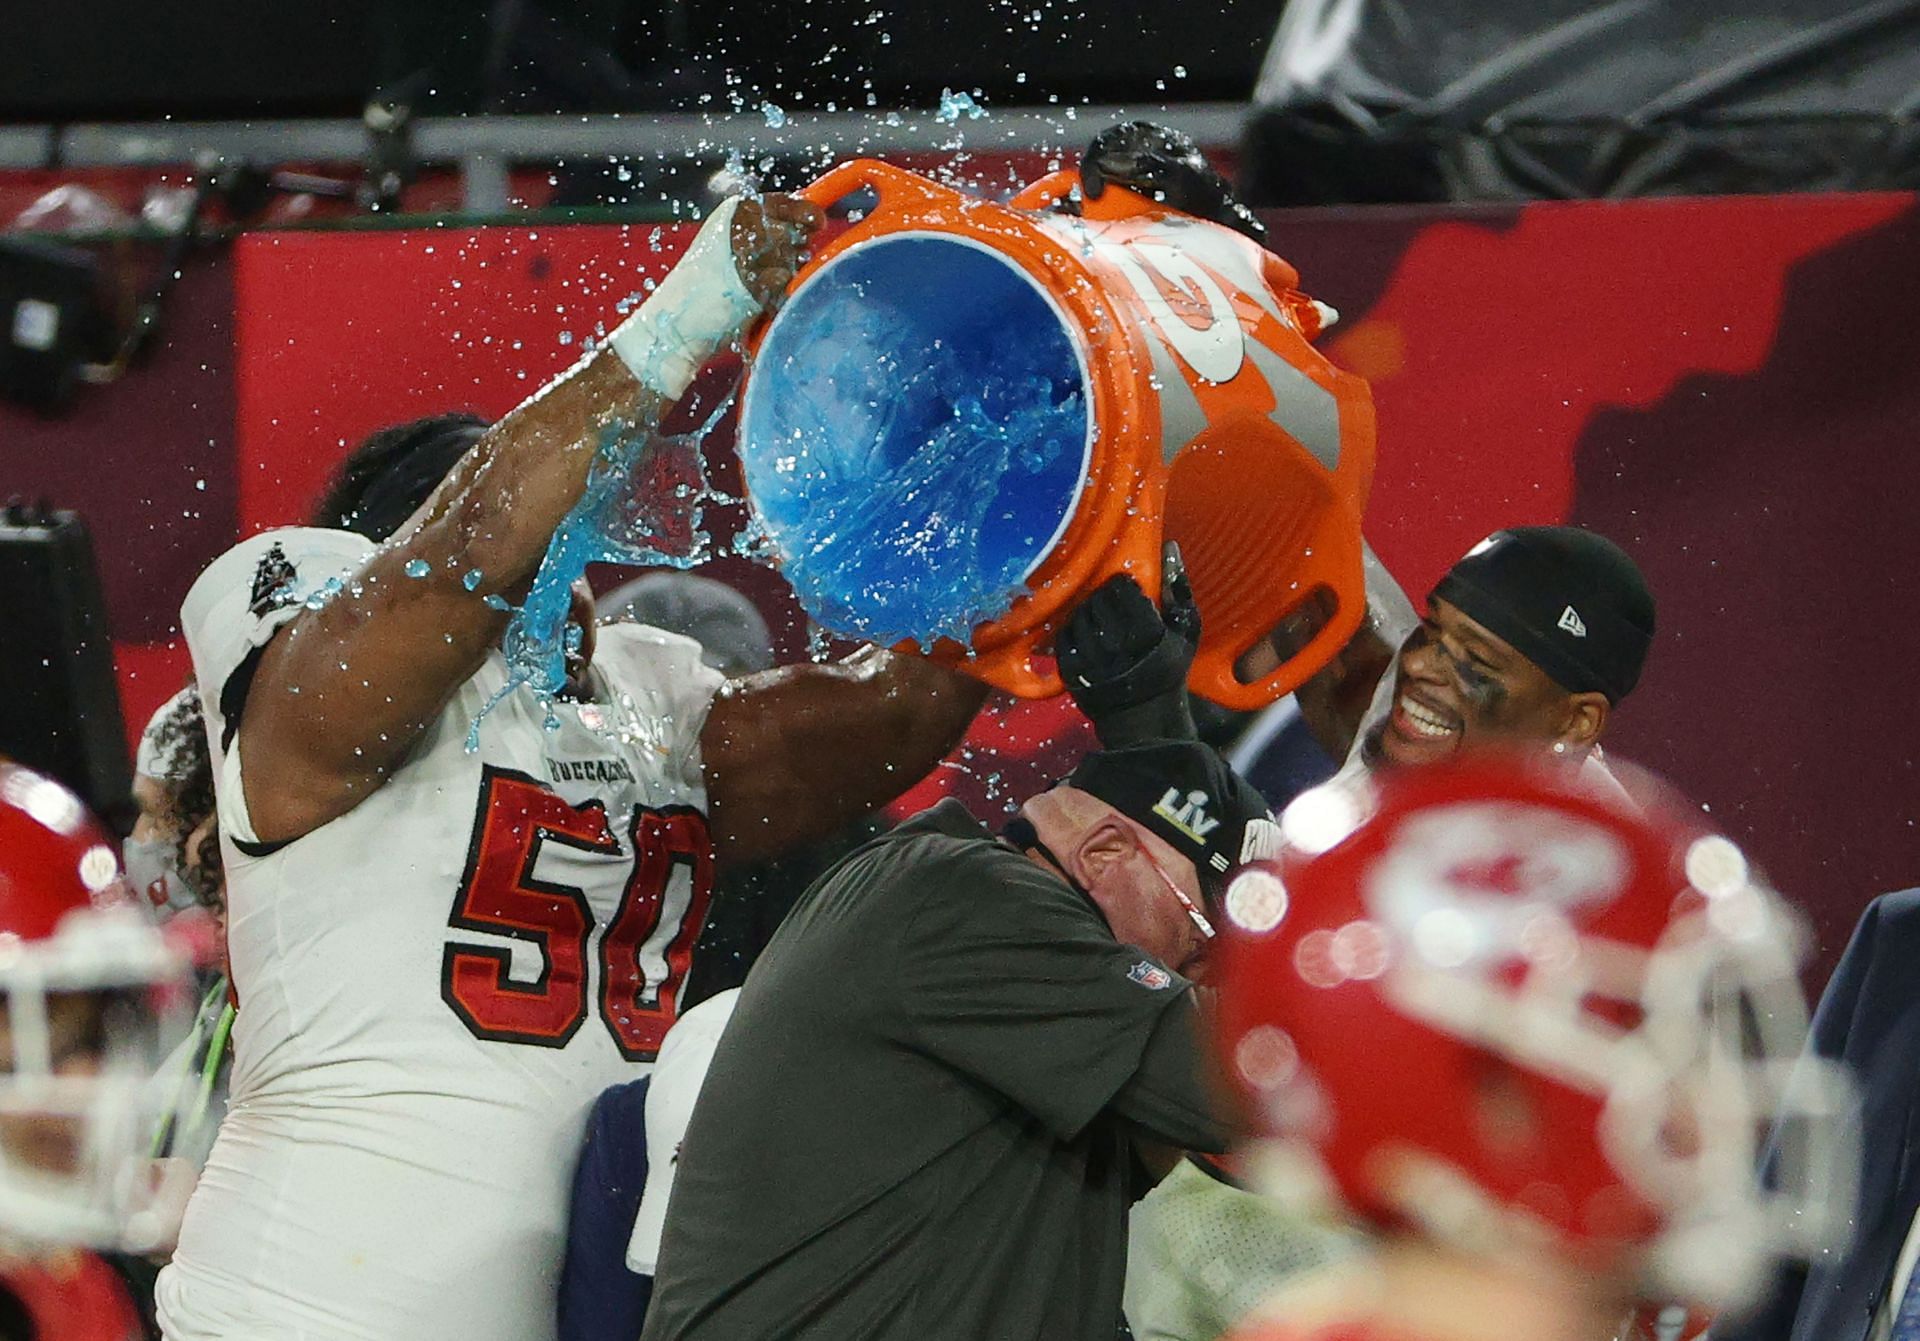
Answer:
[0, 762, 195, 1251]
[1215, 754, 1854, 1311]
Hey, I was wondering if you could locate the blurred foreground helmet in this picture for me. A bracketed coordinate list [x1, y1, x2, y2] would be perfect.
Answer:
[1215, 754, 1856, 1311]
[1616, 1302, 1714, 1341]
[0, 762, 196, 1251]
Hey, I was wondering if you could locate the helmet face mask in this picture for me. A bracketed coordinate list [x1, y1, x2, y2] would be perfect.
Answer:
[0, 912, 198, 1254]
[1218, 758, 1857, 1312]
[0, 762, 202, 1254]
[1623, 929, 1856, 1307]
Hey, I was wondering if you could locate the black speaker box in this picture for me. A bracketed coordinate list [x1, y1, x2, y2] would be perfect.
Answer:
[0, 507, 132, 829]
[0, 237, 112, 413]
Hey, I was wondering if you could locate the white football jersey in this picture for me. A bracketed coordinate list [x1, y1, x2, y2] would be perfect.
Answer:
[156, 528, 724, 1341]
[1125, 1159, 1355, 1341]
[625, 987, 739, 1275]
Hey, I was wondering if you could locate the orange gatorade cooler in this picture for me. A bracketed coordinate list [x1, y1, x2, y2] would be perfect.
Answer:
[735, 158, 1375, 709]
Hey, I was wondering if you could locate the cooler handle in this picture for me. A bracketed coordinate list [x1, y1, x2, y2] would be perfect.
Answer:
[1200, 575, 1364, 708]
[798, 158, 957, 231]
[1008, 169, 1164, 221]
[745, 159, 959, 352]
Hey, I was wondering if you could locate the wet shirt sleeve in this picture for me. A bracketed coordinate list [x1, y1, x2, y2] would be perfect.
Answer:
[1107, 995, 1229, 1152]
[898, 847, 1221, 1145]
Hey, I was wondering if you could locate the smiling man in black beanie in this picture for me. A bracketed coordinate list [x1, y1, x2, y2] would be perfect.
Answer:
[641, 739, 1276, 1341]
[1077, 525, 1656, 790]
[1366, 525, 1656, 770]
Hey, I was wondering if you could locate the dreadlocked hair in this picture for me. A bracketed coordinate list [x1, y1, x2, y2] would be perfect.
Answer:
[149, 684, 223, 907]
[310, 412, 491, 541]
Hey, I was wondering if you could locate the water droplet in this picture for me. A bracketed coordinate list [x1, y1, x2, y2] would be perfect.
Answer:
[936, 88, 987, 124]
[303, 577, 346, 611]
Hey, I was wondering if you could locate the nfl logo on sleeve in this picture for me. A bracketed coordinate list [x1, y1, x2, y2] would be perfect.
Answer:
[1127, 961, 1173, 990]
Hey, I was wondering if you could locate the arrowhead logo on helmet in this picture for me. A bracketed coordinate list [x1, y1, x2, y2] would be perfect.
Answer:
[1213, 758, 1858, 1317]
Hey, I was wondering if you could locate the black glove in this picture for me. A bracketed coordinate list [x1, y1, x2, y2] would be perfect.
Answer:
[1057, 547, 1202, 747]
[1078, 120, 1267, 243]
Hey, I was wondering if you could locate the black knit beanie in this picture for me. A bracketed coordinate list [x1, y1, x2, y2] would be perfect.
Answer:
[1429, 526, 1656, 704]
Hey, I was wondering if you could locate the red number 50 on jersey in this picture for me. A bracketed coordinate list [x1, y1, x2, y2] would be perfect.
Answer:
[441, 766, 714, 1060]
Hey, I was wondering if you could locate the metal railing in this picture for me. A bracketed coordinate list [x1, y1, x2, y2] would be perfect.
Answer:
[3, 102, 1247, 182]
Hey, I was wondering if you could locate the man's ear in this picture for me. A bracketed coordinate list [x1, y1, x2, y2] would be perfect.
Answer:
[1558, 692, 1609, 750]
[1071, 819, 1137, 886]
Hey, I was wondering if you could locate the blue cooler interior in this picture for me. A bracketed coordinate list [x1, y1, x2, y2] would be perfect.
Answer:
[738, 233, 1093, 649]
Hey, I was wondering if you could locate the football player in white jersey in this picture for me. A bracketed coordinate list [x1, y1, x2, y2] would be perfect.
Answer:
[154, 193, 990, 1341]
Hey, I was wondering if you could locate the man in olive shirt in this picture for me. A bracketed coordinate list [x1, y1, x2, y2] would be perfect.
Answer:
[641, 741, 1275, 1341]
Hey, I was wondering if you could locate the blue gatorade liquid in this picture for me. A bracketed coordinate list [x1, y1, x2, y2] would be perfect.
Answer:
[482, 421, 718, 748]
[737, 233, 1093, 650]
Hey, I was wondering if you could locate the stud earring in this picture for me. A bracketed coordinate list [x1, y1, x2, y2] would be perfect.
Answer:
[1552, 741, 1568, 755]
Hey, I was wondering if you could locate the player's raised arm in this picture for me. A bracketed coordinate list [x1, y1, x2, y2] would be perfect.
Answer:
[701, 555, 1255, 869]
[699, 646, 987, 867]
[209, 195, 823, 846]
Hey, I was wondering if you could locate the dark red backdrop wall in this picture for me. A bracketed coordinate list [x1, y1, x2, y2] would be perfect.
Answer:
[4, 188, 1914, 977]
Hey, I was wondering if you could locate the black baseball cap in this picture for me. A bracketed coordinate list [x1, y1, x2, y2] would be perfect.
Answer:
[1068, 741, 1277, 905]
[1430, 526, 1656, 704]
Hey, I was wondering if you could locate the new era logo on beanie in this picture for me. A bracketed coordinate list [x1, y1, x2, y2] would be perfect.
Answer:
[1430, 526, 1655, 704]
[1068, 741, 1277, 904]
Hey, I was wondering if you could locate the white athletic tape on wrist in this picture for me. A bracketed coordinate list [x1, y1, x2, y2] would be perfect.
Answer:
[609, 195, 763, 399]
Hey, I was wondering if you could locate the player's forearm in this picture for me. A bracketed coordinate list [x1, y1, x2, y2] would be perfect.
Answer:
[703, 648, 988, 865]
[238, 354, 661, 829]
[821, 646, 989, 812]
[403, 196, 791, 596]
[241, 198, 814, 842]
[405, 350, 661, 596]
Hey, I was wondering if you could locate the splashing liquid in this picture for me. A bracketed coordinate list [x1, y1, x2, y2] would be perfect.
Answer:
[935, 88, 988, 124]
[474, 221, 1092, 747]
[470, 400, 736, 750]
[737, 235, 1091, 650]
